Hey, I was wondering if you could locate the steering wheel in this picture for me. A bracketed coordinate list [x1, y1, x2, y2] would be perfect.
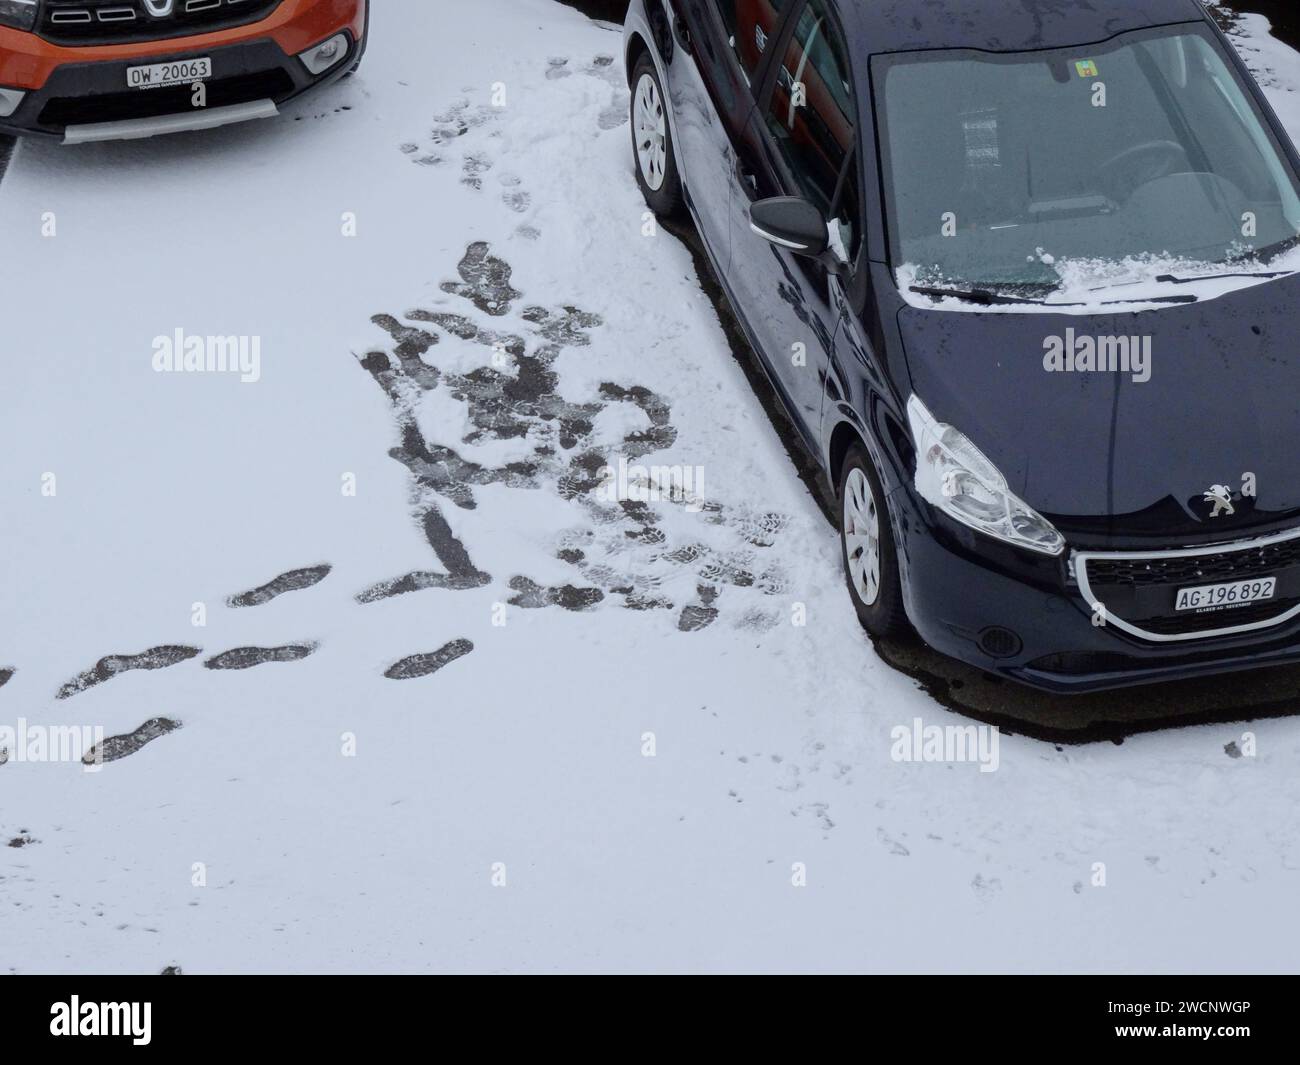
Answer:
[1097, 140, 1191, 203]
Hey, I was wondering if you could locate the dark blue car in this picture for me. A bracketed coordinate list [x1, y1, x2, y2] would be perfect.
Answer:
[623, 0, 1300, 692]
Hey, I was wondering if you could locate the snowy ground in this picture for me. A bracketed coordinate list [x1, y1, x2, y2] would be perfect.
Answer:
[2, 0, 1300, 974]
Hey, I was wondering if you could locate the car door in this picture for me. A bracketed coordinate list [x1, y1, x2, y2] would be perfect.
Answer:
[725, 0, 861, 448]
[660, 0, 780, 270]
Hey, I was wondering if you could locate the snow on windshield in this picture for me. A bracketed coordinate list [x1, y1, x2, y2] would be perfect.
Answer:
[880, 23, 1300, 312]
[897, 244, 1300, 312]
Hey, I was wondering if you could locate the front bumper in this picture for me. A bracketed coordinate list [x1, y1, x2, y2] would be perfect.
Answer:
[891, 487, 1300, 693]
[0, 0, 366, 139]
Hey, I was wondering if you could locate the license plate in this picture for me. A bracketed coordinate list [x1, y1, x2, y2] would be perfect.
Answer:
[127, 58, 212, 91]
[1175, 576, 1277, 612]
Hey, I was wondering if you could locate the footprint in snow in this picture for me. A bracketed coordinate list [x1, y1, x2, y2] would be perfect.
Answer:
[227, 564, 332, 608]
[359, 242, 797, 634]
[384, 639, 474, 680]
[83, 718, 182, 766]
[57, 646, 201, 701]
[204, 644, 318, 671]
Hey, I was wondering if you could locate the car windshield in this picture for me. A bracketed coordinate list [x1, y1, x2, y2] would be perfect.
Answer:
[874, 25, 1300, 300]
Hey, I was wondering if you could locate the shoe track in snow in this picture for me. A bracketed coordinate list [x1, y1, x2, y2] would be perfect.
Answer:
[56, 647, 202, 701]
[226, 565, 333, 608]
[358, 240, 796, 633]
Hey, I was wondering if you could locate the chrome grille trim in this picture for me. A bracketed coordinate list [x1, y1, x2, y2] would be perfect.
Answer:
[1074, 524, 1300, 643]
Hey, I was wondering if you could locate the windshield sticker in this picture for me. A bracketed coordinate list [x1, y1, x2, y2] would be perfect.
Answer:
[1075, 59, 1099, 78]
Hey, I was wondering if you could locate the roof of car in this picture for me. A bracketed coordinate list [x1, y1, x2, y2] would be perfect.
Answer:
[838, 0, 1208, 55]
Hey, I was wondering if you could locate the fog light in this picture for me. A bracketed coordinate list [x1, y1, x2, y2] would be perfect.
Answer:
[0, 87, 26, 118]
[298, 33, 349, 76]
[978, 627, 1022, 660]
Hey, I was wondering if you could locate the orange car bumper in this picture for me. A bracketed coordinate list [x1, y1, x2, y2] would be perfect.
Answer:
[0, 0, 366, 91]
[0, 0, 366, 137]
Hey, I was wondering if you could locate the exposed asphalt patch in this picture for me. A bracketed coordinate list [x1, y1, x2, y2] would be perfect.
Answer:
[8, 834, 37, 848]
[0, 136, 14, 186]
[0, 668, 13, 690]
[83, 718, 182, 765]
[204, 644, 318, 671]
[56, 646, 201, 700]
[1212, 3, 1300, 49]
[554, 0, 629, 20]
[227, 565, 332, 608]
[384, 639, 474, 680]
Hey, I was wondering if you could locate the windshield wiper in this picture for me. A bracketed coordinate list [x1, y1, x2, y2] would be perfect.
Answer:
[1153, 269, 1291, 284]
[909, 284, 1069, 306]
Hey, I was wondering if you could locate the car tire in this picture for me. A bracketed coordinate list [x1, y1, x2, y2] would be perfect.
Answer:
[839, 444, 909, 638]
[629, 54, 684, 218]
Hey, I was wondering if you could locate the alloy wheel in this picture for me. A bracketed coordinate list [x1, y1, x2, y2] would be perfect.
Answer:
[633, 72, 668, 192]
[844, 467, 882, 607]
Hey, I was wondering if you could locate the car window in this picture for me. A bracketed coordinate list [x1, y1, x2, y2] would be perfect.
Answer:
[763, 0, 859, 258]
[875, 25, 1300, 292]
[713, 0, 790, 81]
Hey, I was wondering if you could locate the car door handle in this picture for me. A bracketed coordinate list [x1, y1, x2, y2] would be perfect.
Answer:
[673, 13, 693, 54]
[735, 157, 759, 200]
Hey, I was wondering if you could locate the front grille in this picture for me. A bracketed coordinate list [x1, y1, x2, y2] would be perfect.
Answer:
[1086, 538, 1300, 587]
[38, 67, 293, 126]
[1134, 598, 1300, 636]
[40, 0, 282, 45]
[1078, 530, 1300, 641]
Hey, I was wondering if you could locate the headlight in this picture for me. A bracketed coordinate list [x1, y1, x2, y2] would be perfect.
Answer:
[907, 394, 1065, 557]
[0, 0, 38, 32]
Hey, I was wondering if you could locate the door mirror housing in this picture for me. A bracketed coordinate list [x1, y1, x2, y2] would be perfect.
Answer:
[750, 196, 827, 255]
[750, 196, 849, 273]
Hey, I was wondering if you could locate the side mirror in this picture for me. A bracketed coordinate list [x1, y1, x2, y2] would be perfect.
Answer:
[749, 196, 829, 258]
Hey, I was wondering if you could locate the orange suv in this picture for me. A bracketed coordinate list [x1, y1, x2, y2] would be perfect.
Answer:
[0, 0, 367, 142]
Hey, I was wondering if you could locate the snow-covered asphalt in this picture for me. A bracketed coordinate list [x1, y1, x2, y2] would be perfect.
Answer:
[2, 0, 1300, 973]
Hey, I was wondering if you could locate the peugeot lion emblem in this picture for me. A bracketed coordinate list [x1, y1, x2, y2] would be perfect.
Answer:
[1204, 484, 1236, 518]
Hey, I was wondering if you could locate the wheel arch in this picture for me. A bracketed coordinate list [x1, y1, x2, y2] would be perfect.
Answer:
[827, 419, 867, 500]
[625, 31, 652, 87]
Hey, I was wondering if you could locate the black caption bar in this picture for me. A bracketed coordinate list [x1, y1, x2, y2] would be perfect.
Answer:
[2, 975, 1297, 1051]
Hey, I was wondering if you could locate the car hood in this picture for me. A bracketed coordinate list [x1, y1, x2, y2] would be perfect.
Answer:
[896, 273, 1300, 543]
